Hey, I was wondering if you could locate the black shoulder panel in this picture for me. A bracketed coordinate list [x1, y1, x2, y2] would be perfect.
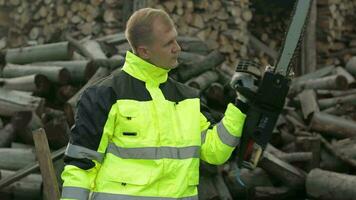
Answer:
[160, 77, 199, 102]
[112, 70, 152, 101]
[65, 70, 152, 169]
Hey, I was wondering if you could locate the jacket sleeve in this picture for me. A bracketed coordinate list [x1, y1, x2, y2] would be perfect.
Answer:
[200, 103, 246, 165]
[61, 86, 116, 200]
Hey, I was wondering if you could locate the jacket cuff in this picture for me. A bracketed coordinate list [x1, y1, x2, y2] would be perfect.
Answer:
[222, 103, 246, 137]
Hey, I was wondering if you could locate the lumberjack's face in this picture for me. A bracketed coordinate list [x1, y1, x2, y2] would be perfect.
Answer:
[144, 18, 181, 69]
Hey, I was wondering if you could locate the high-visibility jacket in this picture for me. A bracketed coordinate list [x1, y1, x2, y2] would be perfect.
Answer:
[61, 51, 246, 200]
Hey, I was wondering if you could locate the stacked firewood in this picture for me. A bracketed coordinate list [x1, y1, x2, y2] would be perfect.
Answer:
[249, 0, 356, 67]
[148, 0, 252, 67]
[220, 60, 356, 199]
[0, 0, 252, 68]
[317, 0, 356, 66]
[0, 0, 127, 48]
[1, 33, 356, 199]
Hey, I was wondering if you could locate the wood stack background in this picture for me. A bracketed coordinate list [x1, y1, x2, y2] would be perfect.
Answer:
[0, 0, 356, 199]
[0, 0, 252, 68]
[149, 0, 252, 67]
[317, 0, 356, 66]
[248, 0, 356, 67]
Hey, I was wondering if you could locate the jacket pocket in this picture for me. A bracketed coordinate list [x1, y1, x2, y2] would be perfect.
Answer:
[187, 170, 199, 186]
[103, 155, 152, 186]
[108, 168, 151, 186]
[116, 102, 143, 138]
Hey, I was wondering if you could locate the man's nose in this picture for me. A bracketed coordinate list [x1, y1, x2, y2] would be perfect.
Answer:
[173, 41, 181, 53]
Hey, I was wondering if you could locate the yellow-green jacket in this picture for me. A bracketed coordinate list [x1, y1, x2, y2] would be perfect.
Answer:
[61, 51, 246, 200]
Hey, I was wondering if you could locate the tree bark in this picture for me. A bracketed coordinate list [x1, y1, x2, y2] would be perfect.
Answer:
[2, 64, 71, 85]
[33, 60, 96, 83]
[0, 88, 44, 117]
[298, 89, 319, 120]
[310, 112, 356, 138]
[33, 128, 60, 200]
[306, 168, 356, 200]
[0, 74, 50, 94]
[178, 50, 225, 82]
[5, 41, 73, 64]
[187, 71, 219, 91]
[259, 151, 306, 189]
[0, 148, 36, 170]
[0, 170, 42, 200]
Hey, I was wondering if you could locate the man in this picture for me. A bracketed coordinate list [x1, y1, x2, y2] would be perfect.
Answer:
[61, 8, 246, 200]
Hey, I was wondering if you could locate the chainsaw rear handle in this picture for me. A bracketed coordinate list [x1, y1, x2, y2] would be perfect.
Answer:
[236, 71, 290, 168]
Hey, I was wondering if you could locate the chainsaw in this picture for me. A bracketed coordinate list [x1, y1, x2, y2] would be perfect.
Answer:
[231, 0, 313, 171]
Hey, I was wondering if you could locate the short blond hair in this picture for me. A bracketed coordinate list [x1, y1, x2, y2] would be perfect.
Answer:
[125, 8, 175, 53]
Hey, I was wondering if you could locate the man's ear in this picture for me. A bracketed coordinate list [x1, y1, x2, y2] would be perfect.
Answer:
[136, 46, 150, 59]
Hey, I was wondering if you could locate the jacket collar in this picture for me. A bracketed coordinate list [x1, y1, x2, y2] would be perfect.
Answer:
[122, 51, 170, 85]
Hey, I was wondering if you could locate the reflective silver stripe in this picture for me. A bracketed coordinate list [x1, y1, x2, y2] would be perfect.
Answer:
[61, 186, 90, 200]
[92, 192, 198, 200]
[201, 129, 208, 144]
[217, 122, 240, 147]
[65, 143, 104, 163]
[107, 143, 200, 159]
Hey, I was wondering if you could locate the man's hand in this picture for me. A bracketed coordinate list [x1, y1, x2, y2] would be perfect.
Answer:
[230, 60, 262, 113]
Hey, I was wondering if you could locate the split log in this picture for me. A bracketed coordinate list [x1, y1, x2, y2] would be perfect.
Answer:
[178, 50, 225, 82]
[318, 93, 356, 110]
[198, 175, 219, 200]
[0, 146, 64, 190]
[178, 51, 204, 64]
[0, 148, 36, 170]
[0, 124, 15, 147]
[5, 41, 74, 64]
[333, 66, 355, 86]
[320, 135, 356, 169]
[248, 186, 294, 200]
[291, 74, 348, 94]
[204, 82, 226, 109]
[316, 88, 356, 98]
[345, 56, 356, 75]
[310, 112, 356, 138]
[11, 142, 34, 149]
[278, 152, 313, 163]
[67, 40, 109, 109]
[295, 136, 321, 170]
[42, 109, 70, 149]
[298, 89, 319, 120]
[306, 168, 356, 200]
[0, 74, 50, 94]
[292, 65, 335, 84]
[2, 64, 71, 85]
[259, 151, 306, 189]
[213, 174, 233, 200]
[13, 111, 43, 145]
[89, 57, 125, 71]
[0, 170, 42, 200]
[187, 71, 219, 91]
[33, 128, 60, 200]
[248, 32, 278, 60]
[177, 36, 210, 55]
[223, 163, 273, 199]
[96, 33, 127, 45]
[0, 88, 45, 117]
[322, 104, 355, 116]
[33, 60, 96, 83]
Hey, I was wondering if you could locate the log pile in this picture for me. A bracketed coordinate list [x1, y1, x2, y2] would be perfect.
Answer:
[249, 0, 356, 67]
[0, 30, 356, 200]
[0, 0, 252, 68]
[316, 0, 356, 66]
[220, 60, 356, 200]
[0, 0, 127, 48]
[149, 0, 252, 67]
